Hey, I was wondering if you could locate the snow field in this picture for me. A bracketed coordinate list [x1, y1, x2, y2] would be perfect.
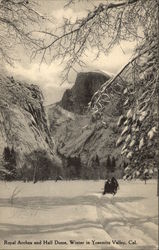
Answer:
[0, 180, 158, 249]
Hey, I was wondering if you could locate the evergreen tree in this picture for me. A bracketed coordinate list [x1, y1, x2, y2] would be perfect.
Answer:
[3, 146, 11, 162]
[95, 154, 100, 166]
[106, 155, 112, 173]
[111, 156, 116, 173]
[92, 154, 100, 179]
[3, 146, 17, 180]
[10, 147, 16, 166]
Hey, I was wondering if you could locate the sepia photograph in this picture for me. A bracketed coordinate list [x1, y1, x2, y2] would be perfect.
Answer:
[0, 0, 158, 249]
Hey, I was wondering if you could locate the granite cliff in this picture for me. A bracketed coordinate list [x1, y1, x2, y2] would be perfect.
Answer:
[46, 71, 122, 179]
[60, 71, 110, 114]
[47, 43, 158, 180]
[0, 70, 61, 180]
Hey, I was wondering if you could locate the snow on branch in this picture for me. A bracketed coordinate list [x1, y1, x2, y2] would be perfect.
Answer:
[32, 0, 157, 83]
[0, 0, 48, 65]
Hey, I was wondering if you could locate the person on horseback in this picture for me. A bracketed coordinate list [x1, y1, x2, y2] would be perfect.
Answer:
[111, 177, 119, 195]
[103, 178, 111, 195]
[103, 177, 119, 195]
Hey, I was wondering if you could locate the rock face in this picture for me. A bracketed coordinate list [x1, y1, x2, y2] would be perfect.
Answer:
[47, 103, 122, 179]
[47, 43, 158, 180]
[46, 71, 123, 179]
[45, 103, 75, 138]
[60, 72, 110, 114]
[0, 72, 58, 172]
[55, 113, 122, 179]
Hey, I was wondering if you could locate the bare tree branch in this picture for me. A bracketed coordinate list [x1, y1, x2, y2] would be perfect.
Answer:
[33, 0, 157, 83]
[0, 0, 48, 65]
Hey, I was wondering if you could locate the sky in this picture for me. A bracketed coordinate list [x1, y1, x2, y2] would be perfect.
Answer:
[6, 0, 136, 105]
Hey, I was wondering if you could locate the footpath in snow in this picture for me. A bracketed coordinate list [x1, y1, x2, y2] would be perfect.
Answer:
[0, 180, 158, 249]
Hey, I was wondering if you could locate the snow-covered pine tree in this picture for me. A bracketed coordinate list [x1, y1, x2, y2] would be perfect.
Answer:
[90, 38, 158, 180]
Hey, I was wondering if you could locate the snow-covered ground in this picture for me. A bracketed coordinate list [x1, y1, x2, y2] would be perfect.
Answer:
[0, 180, 158, 249]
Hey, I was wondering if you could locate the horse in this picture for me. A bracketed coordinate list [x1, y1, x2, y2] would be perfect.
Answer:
[103, 177, 119, 195]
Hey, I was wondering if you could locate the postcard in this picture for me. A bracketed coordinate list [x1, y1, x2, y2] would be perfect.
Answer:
[0, 0, 158, 249]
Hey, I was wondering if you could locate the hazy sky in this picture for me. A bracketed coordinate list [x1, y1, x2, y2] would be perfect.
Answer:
[7, 0, 136, 105]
